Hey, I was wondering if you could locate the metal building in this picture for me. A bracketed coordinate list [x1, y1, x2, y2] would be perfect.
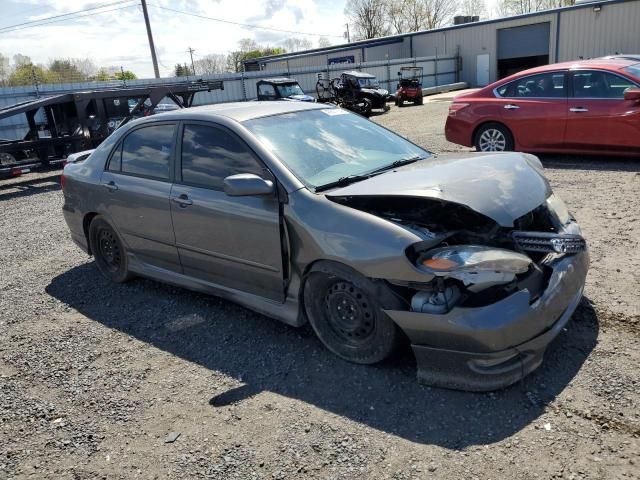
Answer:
[249, 0, 640, 87]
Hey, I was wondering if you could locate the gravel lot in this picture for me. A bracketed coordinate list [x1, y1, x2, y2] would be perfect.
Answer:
[1, 95, 638, 479]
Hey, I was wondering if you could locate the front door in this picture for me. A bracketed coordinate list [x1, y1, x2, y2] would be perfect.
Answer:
[170, 122, 285, 302]
[100, 122, 181, 273]
[564, 70, 640, 153]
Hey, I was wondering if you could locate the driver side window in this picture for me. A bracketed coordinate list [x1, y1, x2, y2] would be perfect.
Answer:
[180, 124, 268, 190]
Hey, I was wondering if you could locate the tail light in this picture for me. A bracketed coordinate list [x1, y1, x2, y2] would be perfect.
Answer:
[448, 103, 470, 116]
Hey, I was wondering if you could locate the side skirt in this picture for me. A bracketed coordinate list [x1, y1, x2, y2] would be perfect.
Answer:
[127, 253, 305, 327]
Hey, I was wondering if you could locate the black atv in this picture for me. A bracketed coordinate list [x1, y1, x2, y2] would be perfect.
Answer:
[317, 71, 390, 117]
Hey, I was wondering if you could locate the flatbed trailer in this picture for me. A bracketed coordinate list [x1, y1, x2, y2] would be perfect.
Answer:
[0, 79, 223, 178]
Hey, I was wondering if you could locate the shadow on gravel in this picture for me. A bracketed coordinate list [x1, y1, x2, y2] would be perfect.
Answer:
[0, 174, 61, 201]
[47, 264, 598, 449]
[539, 154, 640, 172]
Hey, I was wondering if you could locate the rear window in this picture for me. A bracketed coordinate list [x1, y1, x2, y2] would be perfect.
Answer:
[496, 72, 566, 98]
[623, 63, 640, 81]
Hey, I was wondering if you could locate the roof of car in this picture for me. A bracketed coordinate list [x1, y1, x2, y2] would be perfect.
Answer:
[257, 77, 299, 84]
[342, 71, 376, 78]
[506, 58, 639, 77]
[142, 101, 329, 123]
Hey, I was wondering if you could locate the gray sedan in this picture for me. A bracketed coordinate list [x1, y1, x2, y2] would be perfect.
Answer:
[61, 101, 588, 391]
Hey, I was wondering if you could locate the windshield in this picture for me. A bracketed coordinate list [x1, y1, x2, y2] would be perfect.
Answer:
[244, 109, 429, 190]
[276, 83, 305, 97]
[358, 77, 379, 88]
[623, 63, 640, 81]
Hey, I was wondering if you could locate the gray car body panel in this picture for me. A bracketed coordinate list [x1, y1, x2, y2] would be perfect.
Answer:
[62, 102, 589, 391]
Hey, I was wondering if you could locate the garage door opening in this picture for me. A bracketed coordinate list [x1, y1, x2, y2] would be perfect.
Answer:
[498, 54, 549, 79]
[497, 23, 550, 79]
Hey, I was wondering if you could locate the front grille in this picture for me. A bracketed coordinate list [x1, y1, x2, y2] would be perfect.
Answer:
[512, 231, 586, 254]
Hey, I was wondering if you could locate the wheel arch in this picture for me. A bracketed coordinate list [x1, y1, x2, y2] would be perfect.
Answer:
[82, 212, 99, 255]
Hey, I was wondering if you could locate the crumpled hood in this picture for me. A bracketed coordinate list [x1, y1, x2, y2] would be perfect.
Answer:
[326, 152, 551, 227]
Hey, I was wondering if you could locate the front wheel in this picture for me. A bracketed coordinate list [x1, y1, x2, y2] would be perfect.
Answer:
[303, 263, 403, 364]
[474, 123, 514, 152]
[89, 216, 132, 283]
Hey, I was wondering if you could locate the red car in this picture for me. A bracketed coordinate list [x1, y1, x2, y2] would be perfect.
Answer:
[445, 58, 640, 156]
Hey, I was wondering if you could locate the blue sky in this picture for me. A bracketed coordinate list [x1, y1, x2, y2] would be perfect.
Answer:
[0, 0, 498, 78]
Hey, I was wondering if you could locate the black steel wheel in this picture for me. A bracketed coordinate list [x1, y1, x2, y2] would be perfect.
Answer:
[324, 281, 375, 345]
[304, 262, 403, 364]
[89, 216, 131, 283]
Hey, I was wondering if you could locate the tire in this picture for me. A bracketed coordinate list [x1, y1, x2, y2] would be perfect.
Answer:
[303, 263, 403, 364]
[474, 122, 514, 152]
[415, 95, 423, 105]
[89, 216, 132, 283]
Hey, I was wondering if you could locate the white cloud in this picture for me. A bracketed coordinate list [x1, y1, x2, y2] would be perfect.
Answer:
[1, 0, 347, 77]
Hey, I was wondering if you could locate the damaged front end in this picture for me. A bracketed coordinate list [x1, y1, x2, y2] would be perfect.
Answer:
[330, 192, 589, 391]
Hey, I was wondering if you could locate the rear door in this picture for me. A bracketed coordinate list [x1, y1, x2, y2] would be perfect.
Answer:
[100, 122, 181, 272]
[494, 71, 568, 150]
[169, 122, 285, 302]
[564, 70, 640, 153]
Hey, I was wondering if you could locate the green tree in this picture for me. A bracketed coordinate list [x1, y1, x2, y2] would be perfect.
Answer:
[114, 70, 137, 80]
[93, 69, 112, 81]
[48, 59, 86, 83]
[8, 63, 48, 87]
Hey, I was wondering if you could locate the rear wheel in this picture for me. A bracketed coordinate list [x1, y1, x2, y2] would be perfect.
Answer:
[415, 95, 423, 105]
[89, 216, 132, 283]
[474, 123, 514, 152]
[304, 263, 403, 364]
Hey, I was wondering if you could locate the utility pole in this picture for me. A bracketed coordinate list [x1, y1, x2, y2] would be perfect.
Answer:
[345, 24, 350, 43]
[140, 0, 160, 78]
[187, 47, 196, 75]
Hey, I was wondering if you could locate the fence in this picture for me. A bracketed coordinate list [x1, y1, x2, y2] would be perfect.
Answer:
[0, 54, 458, 141]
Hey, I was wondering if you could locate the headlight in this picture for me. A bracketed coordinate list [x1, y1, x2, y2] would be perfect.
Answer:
[546, 193, 571, 225]
[419, 245, 531, 275]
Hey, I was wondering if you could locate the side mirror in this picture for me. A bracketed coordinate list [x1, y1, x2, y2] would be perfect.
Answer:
[223, 173, 274, 197]
[623, 88, 640, 101]
[397, 71, 401, 77]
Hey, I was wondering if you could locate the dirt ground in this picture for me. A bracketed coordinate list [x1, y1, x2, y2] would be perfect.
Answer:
[0, 95, 638, 480]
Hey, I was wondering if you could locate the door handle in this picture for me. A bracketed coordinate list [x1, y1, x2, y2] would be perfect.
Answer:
[102, 180, 118, 191]
[570, 107, 589, 112]
[504, 104, 520, 110]
[171, 194, 193, 207]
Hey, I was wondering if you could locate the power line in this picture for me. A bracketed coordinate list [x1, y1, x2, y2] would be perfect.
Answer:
[146, 4, 343, 38]
[0, 0, 136, 32]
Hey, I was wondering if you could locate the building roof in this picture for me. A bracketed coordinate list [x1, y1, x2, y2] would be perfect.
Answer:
[246, 0, 636, 65]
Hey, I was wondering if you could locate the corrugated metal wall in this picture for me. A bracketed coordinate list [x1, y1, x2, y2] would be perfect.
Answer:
[558, 1, 640, 60]
[254, 0, 640, 88]
[411, 13, 558, 85]
[0, 55, 457, 140]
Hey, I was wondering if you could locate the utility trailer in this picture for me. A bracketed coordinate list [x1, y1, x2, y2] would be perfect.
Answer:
[0, 79, 223, 178]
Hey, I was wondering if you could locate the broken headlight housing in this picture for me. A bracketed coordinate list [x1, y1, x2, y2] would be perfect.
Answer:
[545, 193, 571, 225]
[419, 245, 531, 276]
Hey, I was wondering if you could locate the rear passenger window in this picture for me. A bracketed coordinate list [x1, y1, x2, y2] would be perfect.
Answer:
[497, 72, 566, 98]
[120, 124, 175, 180]
[572, 71, 636, 99]
[180, 124, 265, 190]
